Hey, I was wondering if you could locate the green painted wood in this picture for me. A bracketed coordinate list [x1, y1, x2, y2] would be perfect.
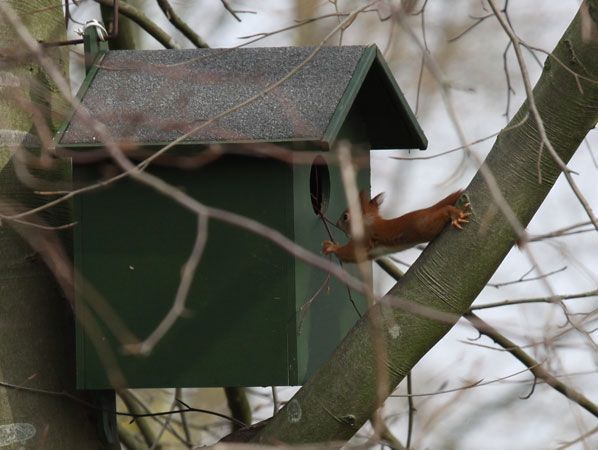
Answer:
[75, 155, 295, 388]
[322, 46, 377, 146]
[371, 47, 427, 150]
[293, 114, 369, 384]
[73, 144, 371, 388]
[83, 26, 108, 72]
[322, 45, 427, 150]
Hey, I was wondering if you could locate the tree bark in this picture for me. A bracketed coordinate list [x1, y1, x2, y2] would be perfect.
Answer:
[0, 1, 114, 448]
[252, 2, 598, 444]
[101, 1, 138, 50]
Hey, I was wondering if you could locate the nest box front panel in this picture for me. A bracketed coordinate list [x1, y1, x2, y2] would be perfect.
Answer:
[75, 155, 296, 389]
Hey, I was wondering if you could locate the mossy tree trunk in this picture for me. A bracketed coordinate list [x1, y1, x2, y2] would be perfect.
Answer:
[252, 2, 598, 445]
[0, 1, 114, 448]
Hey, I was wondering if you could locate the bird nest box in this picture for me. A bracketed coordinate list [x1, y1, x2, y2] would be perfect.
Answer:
[56, 30, 427, 389]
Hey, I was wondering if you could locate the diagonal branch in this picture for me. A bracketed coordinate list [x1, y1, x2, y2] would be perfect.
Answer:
[156, 0, 209, 48]
[464, 312, 598, 417]
[95, 0, 181, 49]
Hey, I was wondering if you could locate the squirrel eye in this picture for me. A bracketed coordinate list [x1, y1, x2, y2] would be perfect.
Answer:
[342, 212, 349, 222]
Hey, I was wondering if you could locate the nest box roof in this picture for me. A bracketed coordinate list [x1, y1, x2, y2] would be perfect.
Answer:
[59, 45, 427, 150]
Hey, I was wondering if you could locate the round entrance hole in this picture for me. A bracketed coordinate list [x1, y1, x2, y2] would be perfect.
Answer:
[309, 155, 330, 215]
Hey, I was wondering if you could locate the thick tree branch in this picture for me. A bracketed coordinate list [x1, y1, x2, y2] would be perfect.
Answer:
[118, 390, 161, 449]
[156, 0, 209, 48]
[251, 3, 598, 445]
[224, 387, 252, 432]
[95, 0, 181, 49]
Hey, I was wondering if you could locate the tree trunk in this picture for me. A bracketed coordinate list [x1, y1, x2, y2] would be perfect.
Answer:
[0, 1, 115, 448]
[252, 2, 598, 444]
[101, 1, 139, 50]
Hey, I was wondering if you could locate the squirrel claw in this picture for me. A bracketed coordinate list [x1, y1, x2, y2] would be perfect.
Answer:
[451, 203, 471, 230]
[452, 220, 466, 230]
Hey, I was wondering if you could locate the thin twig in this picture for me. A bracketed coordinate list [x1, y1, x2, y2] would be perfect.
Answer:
[471, 289, 598, 311]
[391, 365, 539, 398]
[528, 220, 596, 242]
[502, 40, 515, 120]
[448, 13, 493, 42]
[376, 417, 406, 450]
[488, 265, 567, 289]
[238, 10, 374, 39]
[1, 216, 77, 231]
[555, 425, 598, 450]
[406, 372, 415, 448]
[131, 398, 247, 429]
[390, 113, 528, 161]
[219, 0, 255, 21]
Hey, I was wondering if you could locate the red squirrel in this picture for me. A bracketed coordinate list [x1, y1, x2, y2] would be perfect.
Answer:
[322, 190, 470, 263]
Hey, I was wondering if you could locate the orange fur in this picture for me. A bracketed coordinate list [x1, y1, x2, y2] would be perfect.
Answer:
[322, 190, 470, 263]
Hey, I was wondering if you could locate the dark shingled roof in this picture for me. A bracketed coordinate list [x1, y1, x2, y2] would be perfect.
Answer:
[59, 45, 426, 150]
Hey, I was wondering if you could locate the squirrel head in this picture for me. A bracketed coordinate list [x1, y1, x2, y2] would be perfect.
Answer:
[336, 191, 385, 236]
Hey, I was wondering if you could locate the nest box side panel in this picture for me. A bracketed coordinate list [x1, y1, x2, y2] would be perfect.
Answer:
[293, 108, 372, 383]
[74, 155, 294, 388]
[292, 150, 370, 384]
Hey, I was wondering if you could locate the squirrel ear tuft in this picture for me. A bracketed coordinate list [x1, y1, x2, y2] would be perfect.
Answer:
[358, 190, 370, 210]
[370, 192, 385, 207]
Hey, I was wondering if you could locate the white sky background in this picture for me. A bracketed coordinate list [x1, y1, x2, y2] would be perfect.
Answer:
[68, 1, 597, 448]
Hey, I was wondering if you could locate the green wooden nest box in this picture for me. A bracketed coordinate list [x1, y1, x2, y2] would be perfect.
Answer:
[56, 33, 427, 389]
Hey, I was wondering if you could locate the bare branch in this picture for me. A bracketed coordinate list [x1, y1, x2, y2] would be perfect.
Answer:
[555, 426, 598, 450]
[471, 289, 598, 310]
[465, 312, 598, 418]
[391, 113, 529, 161]
[219, 0, 255, 22]
[488, 265, 567, 289]
[448, 13, 493, 43]
[382, 257, 597, 418]
[94, 0, 181, 49]
[156, 0, 209, 48]
[406, 372, 415, 449]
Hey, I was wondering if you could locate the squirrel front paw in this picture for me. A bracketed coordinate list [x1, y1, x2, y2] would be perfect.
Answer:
[451, 202, 471, 230]
[322, 240, 339, 255]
